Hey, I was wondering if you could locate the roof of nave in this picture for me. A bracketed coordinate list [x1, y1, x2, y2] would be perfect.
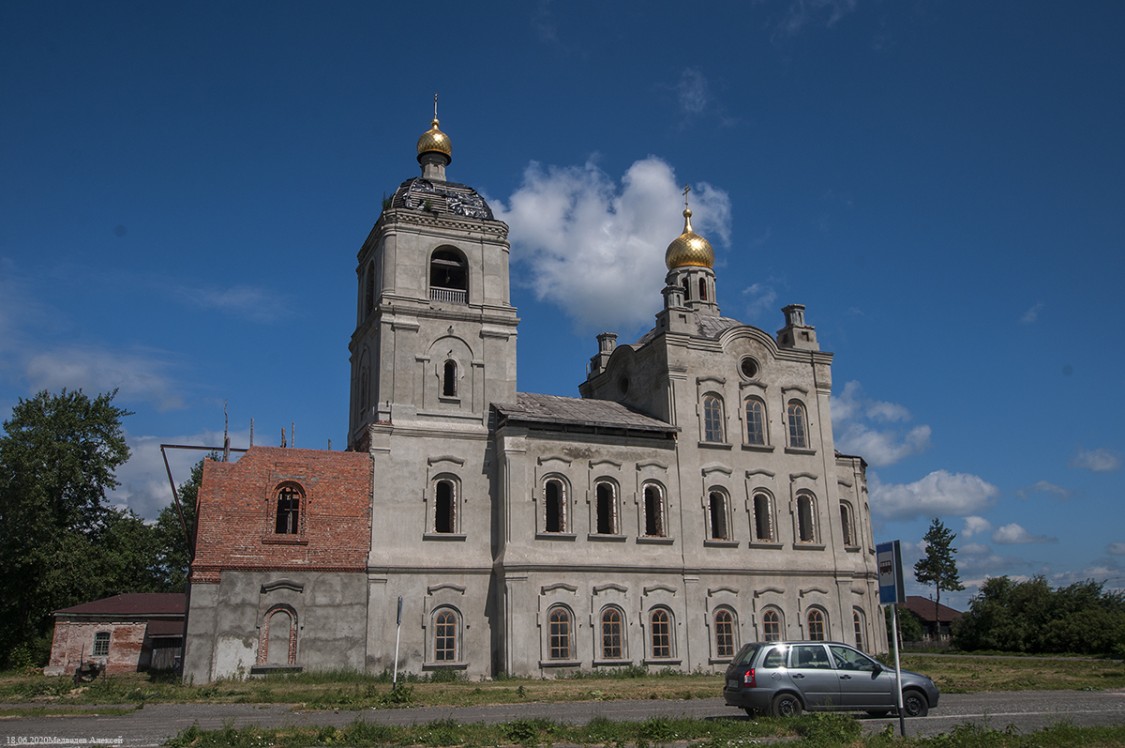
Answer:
[388, 177, 494, 220]
[493, 393, 676, 435]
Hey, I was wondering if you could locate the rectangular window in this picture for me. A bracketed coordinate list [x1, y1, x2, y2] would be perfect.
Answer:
[92, 631, 110, 657]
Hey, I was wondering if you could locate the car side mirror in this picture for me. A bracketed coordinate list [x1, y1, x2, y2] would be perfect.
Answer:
[872, 663, 883, 675]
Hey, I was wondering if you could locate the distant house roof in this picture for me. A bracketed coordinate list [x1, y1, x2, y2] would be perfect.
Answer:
[904, 595, 963, 623]
[54, 593, 186, 619]
[493, 393, 677, 436]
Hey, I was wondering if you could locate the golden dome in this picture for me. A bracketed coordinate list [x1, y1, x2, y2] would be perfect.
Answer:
[664, 208, 714, 269]
[416, 117, 452, 162]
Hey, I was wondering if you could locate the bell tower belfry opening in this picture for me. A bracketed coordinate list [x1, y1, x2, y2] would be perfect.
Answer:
[347, 106, 519, 450]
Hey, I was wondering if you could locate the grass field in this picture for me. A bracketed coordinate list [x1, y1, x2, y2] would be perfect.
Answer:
[1, 653, 1123, 710]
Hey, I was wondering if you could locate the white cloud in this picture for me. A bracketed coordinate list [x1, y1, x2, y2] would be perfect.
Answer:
[1070, 447, 1121, 472]
[676, 68, 710, 116]
[177, 284, 282, 323]
[992, 523, 1057, 545]
[741, 282, 779, 323]
[962, 516, 992, 538]
[24, 346, 185, 411]
[495, 157, 731, 332]
[773, 0, 858, 40]
[961, 542, 991, 555]
[870, 469, 1000, 520]
[832, 381, 930, 466]
[1020, 301, 1044, 324]
[1016, 480, 1071, 500]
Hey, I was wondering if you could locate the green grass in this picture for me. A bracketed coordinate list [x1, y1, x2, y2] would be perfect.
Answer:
[161, 716, 1125, 747]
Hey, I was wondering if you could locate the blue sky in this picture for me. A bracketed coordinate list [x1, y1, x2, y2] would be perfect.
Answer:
[2, 1, 1123, 609]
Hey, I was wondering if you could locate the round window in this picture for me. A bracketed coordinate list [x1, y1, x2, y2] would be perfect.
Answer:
[740, 356, 760, 379]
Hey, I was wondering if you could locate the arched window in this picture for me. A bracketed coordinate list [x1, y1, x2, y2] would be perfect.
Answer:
[708, 491, 729, 540]
[787, 400, 808, 449]
[434, 477, 458, 534]
[714, 608, 736, 658]
[595, 481, 618, 535]
[433, 607, 460, 662]
[840, 502, 856, 546]
[649, 608, 674, 659]
[797, 491, 817, 543]
[807, 608, 827, 641]
[703, 395, 725, 443]
[643, 483, 666, 537]
[853, 609, 865, 651]
[681, 277, 690, 300]
[600, 607, 625, 660]
[275, 483, 303, 535]
[429, 247, 468, 303]
[745, 397, 767, 446]
[762, 608, 782, 641]
[548, 606, 573, 660]
[364, 260, 375, 318]
[753, 492, 774, 542]
[442, 359, 458, 397]
[543, 478, 567, 533]
[698, 277, 708, 301]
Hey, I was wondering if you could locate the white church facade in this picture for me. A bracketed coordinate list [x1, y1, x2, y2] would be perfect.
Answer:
[182, 113, 886, 683]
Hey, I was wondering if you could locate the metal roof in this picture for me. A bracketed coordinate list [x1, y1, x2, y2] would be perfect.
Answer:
[493, 393, 676, 435]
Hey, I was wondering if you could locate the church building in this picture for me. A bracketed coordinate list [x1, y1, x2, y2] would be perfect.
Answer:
[182, 113, 886, 683]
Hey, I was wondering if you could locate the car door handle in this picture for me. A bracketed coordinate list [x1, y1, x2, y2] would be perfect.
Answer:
[839, 675, 852, 680]
[791, 673, 804, 679]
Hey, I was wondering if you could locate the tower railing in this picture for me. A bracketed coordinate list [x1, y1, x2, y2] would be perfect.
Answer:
[429, 287, 467, 304]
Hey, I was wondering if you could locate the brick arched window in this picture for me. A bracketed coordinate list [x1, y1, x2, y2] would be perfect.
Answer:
[274, 483, 304, 535]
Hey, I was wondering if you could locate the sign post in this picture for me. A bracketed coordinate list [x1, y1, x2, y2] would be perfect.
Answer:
[876, 540, 907, 736]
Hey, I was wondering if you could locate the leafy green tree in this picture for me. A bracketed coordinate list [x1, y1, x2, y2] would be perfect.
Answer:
[151, 457, 206, 592]
[913, 517, 964, 634]
[0, 389, 131, 667]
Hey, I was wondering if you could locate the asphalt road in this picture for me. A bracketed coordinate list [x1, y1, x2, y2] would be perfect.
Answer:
[1, 690, 1123, 746]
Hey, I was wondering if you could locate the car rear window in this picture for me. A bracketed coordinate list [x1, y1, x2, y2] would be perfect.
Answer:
[731, 644, 761, 666]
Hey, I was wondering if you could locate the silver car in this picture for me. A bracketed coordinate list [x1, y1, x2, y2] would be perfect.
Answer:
[723, 641, 939, 718]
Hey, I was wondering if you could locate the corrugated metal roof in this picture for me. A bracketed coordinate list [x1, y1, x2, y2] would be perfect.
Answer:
[54, 593, 186, 618]
[494, 393, 676, 434]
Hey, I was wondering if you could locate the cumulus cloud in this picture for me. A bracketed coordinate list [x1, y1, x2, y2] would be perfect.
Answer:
[869, 470, 1000, 520]
[1016, 480, 1071, 500]
[24, 346, 185, 411]
[993, 523, 1057, 545]
[1070, 447, 1121, 472]
[494, 157, 731, 332]
[832, 381, 930, 466]
[962, 516, 992, 537]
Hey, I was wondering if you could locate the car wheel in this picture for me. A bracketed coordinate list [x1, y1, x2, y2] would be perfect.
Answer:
[902, 689, 929, 717]
[770, 692, 803, 718]
[865, 710, 889, 717]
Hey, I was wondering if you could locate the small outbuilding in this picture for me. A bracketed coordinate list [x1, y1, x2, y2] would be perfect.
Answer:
[44, 593, 186, 677]
[903, 595, 963, 642]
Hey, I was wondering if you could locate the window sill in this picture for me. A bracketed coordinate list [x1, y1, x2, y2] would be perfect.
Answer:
[261, 535, 308, 545]
[643, 658, 681, 666]
[749, 541, 784, 550]
[709, 656, 734, 665]
[423, 533, 468, 541]
[593, 659, 632, 668]
[704, 539, 740, 548]
[438, 396, 461, 404]
[844, 544, 861, 553]
[784, 447, 817, 456]
[536, 532, 577, 541]
[793, 542, 826, 551]
[741, 444, 774, 452]
[697, 441, 733, 450]
[637, 536, 674, 545]
[540, 659, 582, 668]
[587, 533, 628, 542]
[423, 661, 468, 671]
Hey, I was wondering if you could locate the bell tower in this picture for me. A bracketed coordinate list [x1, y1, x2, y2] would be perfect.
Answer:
[347, 106, 519, 450]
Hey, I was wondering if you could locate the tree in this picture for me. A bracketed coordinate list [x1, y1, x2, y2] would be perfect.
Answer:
[913, 517, 964, 636]
[151, 457, 206, 592]
[0, 389, 131, 667]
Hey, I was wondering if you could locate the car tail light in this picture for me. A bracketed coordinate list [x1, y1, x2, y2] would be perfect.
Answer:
[742, 668, 756, 687]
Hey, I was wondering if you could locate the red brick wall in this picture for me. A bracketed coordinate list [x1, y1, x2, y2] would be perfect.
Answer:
[46, 621, 147, 675]
[190, 447, 373, 582]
